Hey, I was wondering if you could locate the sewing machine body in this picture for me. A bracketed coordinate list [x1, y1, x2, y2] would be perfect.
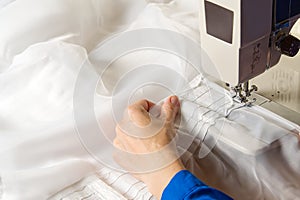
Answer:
[199, 0, 300, 84]
[199, 0, 300, 124]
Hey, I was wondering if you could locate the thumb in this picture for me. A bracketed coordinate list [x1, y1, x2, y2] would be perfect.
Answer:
[161, 96, 180, 123]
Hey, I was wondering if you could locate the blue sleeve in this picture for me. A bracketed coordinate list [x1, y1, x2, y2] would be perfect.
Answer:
[162, 170, 233, 200]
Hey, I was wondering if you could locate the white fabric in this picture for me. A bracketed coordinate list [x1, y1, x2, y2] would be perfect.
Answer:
[0, 0, 300, 200]
[0, 0, 200, 199]
[0, 0, 147, 72]
[0, 0, 15, 9]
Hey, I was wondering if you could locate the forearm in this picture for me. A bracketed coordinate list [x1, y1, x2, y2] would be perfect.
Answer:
[139, 160, 185, 199]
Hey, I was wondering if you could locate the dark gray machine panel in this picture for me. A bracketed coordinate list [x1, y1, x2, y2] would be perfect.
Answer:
[205, 0, 234, 44]
[239, 0, 273, 83]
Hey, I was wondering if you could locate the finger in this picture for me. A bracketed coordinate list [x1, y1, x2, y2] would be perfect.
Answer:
[128, 99, 155, 127]
[161, 96, 180, 123]
[130, 99, 156, 112]
[113, 138, 126, 151]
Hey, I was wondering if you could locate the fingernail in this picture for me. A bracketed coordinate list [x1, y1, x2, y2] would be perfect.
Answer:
[171, 96, 178, 106]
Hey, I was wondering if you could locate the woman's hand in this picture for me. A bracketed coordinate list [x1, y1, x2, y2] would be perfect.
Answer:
[113, 96, 185, 199]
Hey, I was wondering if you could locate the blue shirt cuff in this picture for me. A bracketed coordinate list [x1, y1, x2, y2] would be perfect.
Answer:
[162, 170, 233, 200]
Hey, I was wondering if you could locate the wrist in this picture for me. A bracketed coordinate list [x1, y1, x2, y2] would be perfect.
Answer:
[141, 160, 185, 199]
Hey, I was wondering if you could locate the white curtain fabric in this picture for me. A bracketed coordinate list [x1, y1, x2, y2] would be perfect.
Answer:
[0, 0, 299, 200]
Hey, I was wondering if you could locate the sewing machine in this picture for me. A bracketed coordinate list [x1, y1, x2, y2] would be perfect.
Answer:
[199, 0, 300, 124]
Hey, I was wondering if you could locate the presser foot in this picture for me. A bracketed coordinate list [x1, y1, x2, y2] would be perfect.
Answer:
[231, 81, 258, 104]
